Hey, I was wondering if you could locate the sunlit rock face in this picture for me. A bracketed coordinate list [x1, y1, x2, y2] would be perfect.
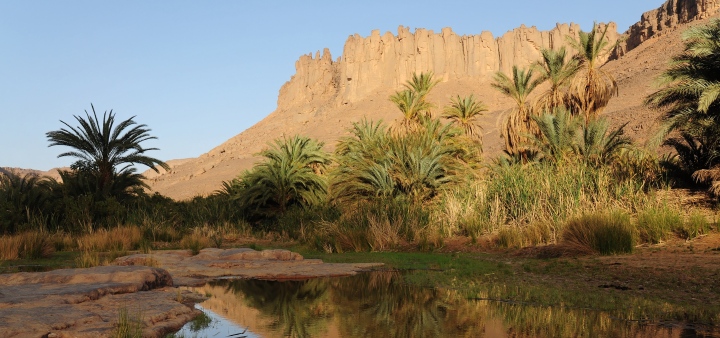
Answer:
[278, 23, 620, 113]
[614, 0, 720, 57]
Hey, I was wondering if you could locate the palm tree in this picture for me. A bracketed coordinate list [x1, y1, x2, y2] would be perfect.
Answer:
[532, 47, 580, 115]
[530, 108, 581, 163]
[238, 135, 329, 213]
[492, 66, 541, 157]
[442, 95, 488, 147]
[405, 71, 439, 101]
[568, 23, 618, 122]
[46, 105, 169, 197]
[390, 89, 432, 132]
[330, 118, 473, 203]
[645, 19, 720, 190]
[390, 72, 439, 132]
[575, 118, 631, 167]
[0, 171, 50, 233]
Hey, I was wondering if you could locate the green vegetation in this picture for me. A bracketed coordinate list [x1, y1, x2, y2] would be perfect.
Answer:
[562, 212, 634, 255]
[1, 22, 720, 262]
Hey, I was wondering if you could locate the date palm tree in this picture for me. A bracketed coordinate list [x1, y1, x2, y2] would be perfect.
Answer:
[238, 135, 330, 213]
[46, 105, 169, 197]
[492, 66, 541, 158]
[442, 94, 488, 148]
[532, 47, 580, 115]
[568, 23, 618, 122]
[390, 72, 439, 132]
[646, 19, 720, 193]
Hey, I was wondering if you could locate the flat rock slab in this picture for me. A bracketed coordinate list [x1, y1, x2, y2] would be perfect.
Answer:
[114, 248, 383, 286]
[0, 248, 382, 337]
[0, 265, 199, 338]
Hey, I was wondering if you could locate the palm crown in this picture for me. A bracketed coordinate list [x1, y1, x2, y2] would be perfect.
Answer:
[46, 105, 169, 196]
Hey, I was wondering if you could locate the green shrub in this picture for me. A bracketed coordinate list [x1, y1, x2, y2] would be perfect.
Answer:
[562, 212, 635, 255]
[636, 205, 681, 244]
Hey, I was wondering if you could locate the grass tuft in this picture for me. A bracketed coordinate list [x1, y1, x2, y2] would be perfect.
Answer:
[562, 212, 635, 255]
[636, 205, 681, 244]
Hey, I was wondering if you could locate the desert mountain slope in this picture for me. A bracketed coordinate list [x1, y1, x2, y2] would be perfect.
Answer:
[146, 0, 720, 200]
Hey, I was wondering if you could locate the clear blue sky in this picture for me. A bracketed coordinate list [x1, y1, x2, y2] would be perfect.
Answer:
[1, 0, 660, 171]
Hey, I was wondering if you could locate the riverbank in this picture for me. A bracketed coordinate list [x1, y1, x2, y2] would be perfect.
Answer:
[1, 234, 719, 337]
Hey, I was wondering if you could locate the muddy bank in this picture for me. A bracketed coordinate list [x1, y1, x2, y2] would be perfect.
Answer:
[0, 248, 382, 337]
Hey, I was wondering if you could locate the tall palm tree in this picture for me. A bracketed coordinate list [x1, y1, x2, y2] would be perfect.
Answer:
[46, 105, 169, 197]
[646, 19, 720, 191]
[404, 72, 439, 101]
[532, 47, 580, 115]
[568, 23, 618, 122]
[239, 135, 329, 213]
[442, 95, 488, 147]
[492, 66, 541, 157]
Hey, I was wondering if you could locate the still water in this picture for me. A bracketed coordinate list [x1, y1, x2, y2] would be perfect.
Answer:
[172, 271, 718, 338]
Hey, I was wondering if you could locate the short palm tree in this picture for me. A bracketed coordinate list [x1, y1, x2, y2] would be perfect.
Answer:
[492, 66, 541, 157]
[239, 135, 329, 213]
[532, 47, 580, 115]
[530, 107, 581, 163]
[442, 95, 488, 147]
[576, 118, 631, 167]
[568, 24, 618, 122]
[46, 105, 169, 197]
[330, 118, 473, 202]
[0, 172, 50, 234]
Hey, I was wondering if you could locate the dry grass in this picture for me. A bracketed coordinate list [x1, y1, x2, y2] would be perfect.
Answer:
[76, 226, 143, 252]
[180, 231, 210, 255]
[0, 231, 54, 260]
[75, 249, 101, 268]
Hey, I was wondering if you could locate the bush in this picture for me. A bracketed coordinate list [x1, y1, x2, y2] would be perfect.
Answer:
[636, 205, 681, 244]
[562, 212, 635, 255]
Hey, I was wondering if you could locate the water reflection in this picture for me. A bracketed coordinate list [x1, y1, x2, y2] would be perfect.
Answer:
[181, 271, 719, 338]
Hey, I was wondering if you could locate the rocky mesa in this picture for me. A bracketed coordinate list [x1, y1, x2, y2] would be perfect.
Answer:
[146, 0, 720, 200]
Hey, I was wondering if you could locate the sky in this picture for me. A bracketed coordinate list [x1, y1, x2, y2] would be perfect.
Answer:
[1, 0, 661, 171]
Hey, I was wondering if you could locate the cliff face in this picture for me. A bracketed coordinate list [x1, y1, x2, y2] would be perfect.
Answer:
[278, 23, 620, 114]
[615, 0, 720, 56]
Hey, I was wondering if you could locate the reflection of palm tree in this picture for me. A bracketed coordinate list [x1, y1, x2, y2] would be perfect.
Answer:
[329, 271, 452, 338]
[222, 278, 330, 338]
